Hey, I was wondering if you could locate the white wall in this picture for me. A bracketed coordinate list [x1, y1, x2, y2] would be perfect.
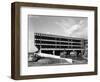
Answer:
[0, 0, 100, 82]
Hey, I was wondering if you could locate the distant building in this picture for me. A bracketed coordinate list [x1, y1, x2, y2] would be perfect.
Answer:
[34, 33, 88, 57]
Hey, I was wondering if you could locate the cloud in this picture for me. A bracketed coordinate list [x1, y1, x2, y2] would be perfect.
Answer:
[55, 18, 88, 39]
[69, 20, 87, 35]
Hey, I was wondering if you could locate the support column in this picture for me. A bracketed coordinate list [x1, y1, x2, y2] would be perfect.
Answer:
[40, 45, 41, 53]
[53, 50, 55, 55]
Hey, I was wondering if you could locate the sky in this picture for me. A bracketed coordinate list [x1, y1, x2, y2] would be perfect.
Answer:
[28, 15, 88, 52]
[28, 15, 88, 39]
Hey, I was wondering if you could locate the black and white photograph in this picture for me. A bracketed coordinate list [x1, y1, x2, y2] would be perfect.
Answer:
[28, 15, 88, 67]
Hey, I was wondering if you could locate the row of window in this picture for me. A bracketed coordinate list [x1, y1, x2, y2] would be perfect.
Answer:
[35, 40, 82, 45]
[35, 35, 82, 42]
[36, 45, 83, 49]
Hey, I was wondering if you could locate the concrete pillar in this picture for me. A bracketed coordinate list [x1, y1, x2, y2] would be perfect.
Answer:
[40, 45, 41, 53]
[53, 50, 55, 55]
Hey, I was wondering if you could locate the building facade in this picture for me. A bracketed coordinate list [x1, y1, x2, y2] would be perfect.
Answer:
[34, 33, 88, 58]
